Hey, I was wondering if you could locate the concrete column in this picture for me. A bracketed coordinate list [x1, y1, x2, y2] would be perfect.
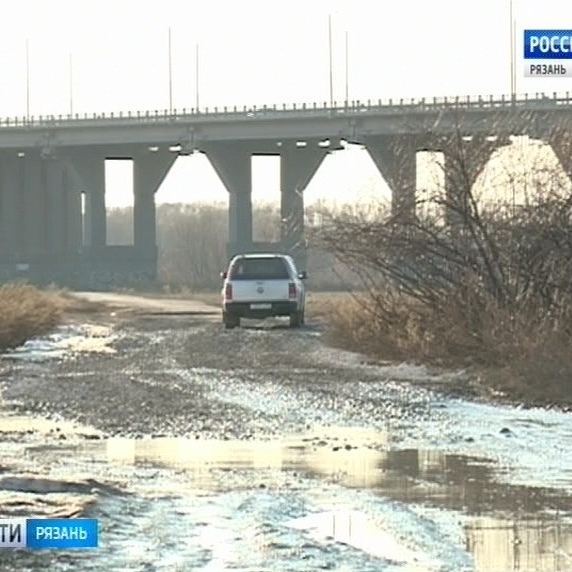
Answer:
[205, 143, 253, 256]
[0, 152, 79, 281]
[22, 154, 46, 259]
[440, 136, 505, 226]
[62, 167, 82, 255]
[280, 144, 327, 264]
[0, 154, 23, 259]
[365, 135, 417, 220]
[0, 153, 71, 283]
[45, 159, 67, 254]
[133, 150, 176, 253]
[69, 153, 106, 250]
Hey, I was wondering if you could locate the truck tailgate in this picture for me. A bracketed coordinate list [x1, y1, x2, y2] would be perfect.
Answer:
[230, 279, 290, 302]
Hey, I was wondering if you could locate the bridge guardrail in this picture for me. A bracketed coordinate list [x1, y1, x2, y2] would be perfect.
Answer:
[1, 92, 572, 129]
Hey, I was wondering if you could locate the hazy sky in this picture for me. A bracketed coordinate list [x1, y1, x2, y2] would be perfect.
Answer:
[1, 0, 570, 207]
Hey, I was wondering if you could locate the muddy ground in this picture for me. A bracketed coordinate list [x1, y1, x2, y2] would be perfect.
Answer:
[0, 292, 571, 571]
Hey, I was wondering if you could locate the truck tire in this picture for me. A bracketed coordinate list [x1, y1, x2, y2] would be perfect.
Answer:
[223, 313, 240, 329]
[289, 311, 303, 328]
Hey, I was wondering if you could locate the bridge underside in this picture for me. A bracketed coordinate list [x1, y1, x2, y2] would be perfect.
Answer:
[0, 129, 570, 290]
[0, 143, 330, 289]
[0, 149, 163, 290]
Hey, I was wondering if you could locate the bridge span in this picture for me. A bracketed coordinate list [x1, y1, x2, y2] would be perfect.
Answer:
[1, 91, 572, 289]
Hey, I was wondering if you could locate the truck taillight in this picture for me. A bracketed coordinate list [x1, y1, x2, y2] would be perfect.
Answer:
[225, 283, 233, 301]
[288, 282, 296, 299]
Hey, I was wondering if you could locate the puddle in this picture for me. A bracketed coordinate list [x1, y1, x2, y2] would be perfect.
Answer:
[4, 425, 571, 571]
[2, 324, 116, 361]
[285, 509, 435, 568]
[466, 516, 572, 572]
[100, 431, 572, 571]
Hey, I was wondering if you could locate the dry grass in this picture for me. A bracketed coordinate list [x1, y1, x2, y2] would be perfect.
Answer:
[0, 283, 63, 350]
[304, 291, 351, 321]
[320, 294, 415, 359]
[322, 291, 572, 408]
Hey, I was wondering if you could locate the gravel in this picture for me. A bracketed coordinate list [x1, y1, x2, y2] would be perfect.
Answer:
[0, 315, 437, 440]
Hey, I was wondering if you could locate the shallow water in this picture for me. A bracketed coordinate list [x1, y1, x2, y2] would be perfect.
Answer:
[2, 324, 116, 361]
[2, 321, 572, 570]
[2, 427, 571, 571]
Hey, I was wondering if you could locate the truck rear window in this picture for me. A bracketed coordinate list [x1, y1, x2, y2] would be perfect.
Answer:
[229, 258, 290, 280]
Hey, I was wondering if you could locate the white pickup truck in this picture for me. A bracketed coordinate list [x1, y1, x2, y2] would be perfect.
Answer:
[220, 253, 307, 329]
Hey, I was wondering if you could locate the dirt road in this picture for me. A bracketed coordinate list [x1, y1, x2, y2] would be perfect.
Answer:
[1, 292, 571, 571]
[72, 291, 222, 317]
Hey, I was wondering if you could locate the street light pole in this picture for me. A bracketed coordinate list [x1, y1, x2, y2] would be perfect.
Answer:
[328, 14, 333, 106]
[195, 43, 199, 110]
[345, 30, 349, 103]
[168, 27, 173, 112]
[509, 0, 515, 98]
[512, 3, 517, 96]
[26, 39, 30, 118]
[69, 53, 74, 116]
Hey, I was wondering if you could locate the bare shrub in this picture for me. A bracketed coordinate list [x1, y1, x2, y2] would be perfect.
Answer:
[312, 126, 572, 404]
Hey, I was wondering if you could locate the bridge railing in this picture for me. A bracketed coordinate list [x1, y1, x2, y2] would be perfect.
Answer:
[1, 92, 572, 128]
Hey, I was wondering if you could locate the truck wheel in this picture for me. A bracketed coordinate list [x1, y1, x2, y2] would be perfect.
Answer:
[289, 312, 302, 328]
[223, 313, 240, 329]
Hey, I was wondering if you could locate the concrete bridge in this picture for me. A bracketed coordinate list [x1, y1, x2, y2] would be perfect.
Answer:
[2, 91, 572, 289]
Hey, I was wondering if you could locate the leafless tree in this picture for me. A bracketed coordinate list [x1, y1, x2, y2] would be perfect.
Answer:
[310, 122, 572, 362]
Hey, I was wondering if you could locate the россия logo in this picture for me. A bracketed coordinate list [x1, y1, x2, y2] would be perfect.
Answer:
[524, 30, 572, 59]
[524, 30, 572, 77]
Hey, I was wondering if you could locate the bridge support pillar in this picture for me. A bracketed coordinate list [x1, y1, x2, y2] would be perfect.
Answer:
[132, 149, 176, 283]
[0, 152, 82, 285]
[71, 154, 107, 249]
[440, 136, 507, 226]
[19, 154, 46, 261]
[40, 155, 82, 277]
[63, 166, 83, 258]
[365, 135, 417, 221]
[0, 154, 23, 260]
[45, 159, 68, 255]
[205, 143, 253, 259]
[133, 150, 176, 251]
[280, 144, 327, 269]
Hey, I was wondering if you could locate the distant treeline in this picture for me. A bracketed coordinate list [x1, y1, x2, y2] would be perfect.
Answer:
[106, 202, 360, 291]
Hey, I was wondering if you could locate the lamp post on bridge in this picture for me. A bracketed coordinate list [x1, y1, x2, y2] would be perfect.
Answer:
[327, 14, 350, 107]
[509, 0, 517, 99]
[328, 14, 333, 106]
[195, 42, 200, 111]
[168, 27, 173, 113]
[25, 39, 30, 119]
[69, 53, 74, 116]
[345, 30, 349, 104]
